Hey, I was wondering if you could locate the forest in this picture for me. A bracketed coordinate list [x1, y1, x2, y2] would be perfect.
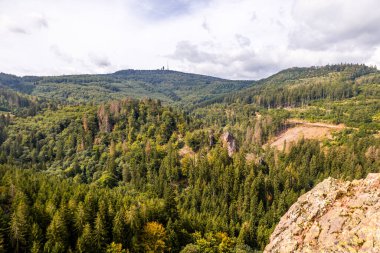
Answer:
[0, 64, 380, 252]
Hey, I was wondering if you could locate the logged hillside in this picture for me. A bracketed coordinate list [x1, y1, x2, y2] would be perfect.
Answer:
[268, 120, 345, 151]
[193, 64, 380, 131]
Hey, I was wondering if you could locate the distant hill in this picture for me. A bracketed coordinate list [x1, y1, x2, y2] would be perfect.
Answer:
[0, 70, 253, 108]
[218, 64, 379, 107]
[1, 64, 378, 112]
[190, 63, 380, 130]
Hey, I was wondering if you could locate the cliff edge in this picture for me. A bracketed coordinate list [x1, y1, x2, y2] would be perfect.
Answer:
[264, 173, 380, 253]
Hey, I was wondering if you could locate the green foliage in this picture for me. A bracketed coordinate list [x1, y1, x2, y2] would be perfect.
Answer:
[221, 64, 378, 108]
[45, 209, 69, 253]
[77, 223, 95, 253]
[0, 166, 173, 252]
[106, 242, 128, 253]
[185, 130, 208, 152]
[0, 70, 252, 108]
[0, 99, 187, 186]
[0, 87, 55, 116]
[10, 201, 30, 252]
[0, 64, 379, 252]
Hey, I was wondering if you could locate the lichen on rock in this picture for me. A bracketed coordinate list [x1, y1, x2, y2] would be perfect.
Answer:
[264, 173, 380, 253]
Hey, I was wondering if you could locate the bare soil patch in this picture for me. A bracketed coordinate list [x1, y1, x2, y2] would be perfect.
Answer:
[179, 145, 195, 157]
[268, 119, 345, 151]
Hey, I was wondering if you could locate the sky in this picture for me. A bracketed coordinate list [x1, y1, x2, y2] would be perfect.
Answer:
[0, 0, 380, 80]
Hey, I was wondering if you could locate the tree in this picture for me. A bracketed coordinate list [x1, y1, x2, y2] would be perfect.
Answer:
[140, 222, 168, 253]
[10, 202, 30, 253]
[0, 235, 4, 253]
[0, 207, 6, 253]
[185, 131, 206, 152]
[112, 210, 127, 244]
[191, 232, 237, 253]
[30, 242, 41, 253]
[164, 186, 179, 221]
[77, 223, 95, 253]
[74, 202, 89, 234]
[30, 223, 43, 253]
[159, 111, 176, 143]
[94, 212, 109, 251]
[44, 210, 69, 253]
[106, 242, 128, 253]
[180, 244, 200, 253]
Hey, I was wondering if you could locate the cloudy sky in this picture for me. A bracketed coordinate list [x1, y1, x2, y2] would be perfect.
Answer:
[0, 0, 380, 79]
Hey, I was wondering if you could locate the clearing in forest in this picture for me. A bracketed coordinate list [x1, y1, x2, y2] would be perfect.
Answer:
[268, 119, 345, 151]
[179, 145, 195, 157]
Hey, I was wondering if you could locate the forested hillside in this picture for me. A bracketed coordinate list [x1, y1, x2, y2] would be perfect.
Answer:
[0, 87, 57, 116]
[0, 64, 379, 252]
[197, 64, 378, 107]
[0, 70, 252, 108]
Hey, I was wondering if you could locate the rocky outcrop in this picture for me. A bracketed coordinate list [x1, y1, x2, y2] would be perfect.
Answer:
[209, 130, 215, 148]
[220, 132, 237, 157]
[265, 173, 380, 253]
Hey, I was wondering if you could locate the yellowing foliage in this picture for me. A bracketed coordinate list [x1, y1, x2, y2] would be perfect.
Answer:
[141, 221, 168, 253]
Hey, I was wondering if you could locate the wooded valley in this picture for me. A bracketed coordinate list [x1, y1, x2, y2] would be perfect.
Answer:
[0, 64, 379, 252]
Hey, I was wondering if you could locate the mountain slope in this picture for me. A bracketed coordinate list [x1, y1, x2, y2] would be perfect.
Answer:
[0, 70, 252, 107]
[218, 64, 379, 107]
[1, 64, 380, 252]
[192, 64, 380, 131]
[1, 64, 378, 111]
[0, 86, 56, 116]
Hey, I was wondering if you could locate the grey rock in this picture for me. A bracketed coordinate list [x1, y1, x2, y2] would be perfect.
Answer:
[264, 174, 380, 253]
[220, 132, 237, 157]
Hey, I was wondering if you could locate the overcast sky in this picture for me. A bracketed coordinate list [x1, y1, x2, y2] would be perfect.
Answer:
[0, 0, 380, 79]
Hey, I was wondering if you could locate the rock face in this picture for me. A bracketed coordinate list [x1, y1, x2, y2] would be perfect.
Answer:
[265, 173, 380, 253]
[209, 130, 215, 148]
[220, 132, 237, 157]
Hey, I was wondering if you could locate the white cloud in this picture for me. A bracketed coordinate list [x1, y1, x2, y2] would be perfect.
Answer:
[290, 0, 380, 51]
[235, 34, 251, 47]
[0, 0, 379, 79]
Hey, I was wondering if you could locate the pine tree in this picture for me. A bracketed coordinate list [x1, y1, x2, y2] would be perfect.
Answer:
[77, 223, 95, 253]
[44, 210, 69, 253]
[94, 212, 109, 251]
[164, 185, 179, 221]
[30, 223, 43, 253]
[112, 210, 126, 244]
[0, 233, 5, 253]
[74, 202, 88, 234]
[10, 202, 30, 253]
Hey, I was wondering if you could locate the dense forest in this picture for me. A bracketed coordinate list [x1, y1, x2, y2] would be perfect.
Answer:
[0, 64, 380, 252]
[0, 71, 251, 109]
